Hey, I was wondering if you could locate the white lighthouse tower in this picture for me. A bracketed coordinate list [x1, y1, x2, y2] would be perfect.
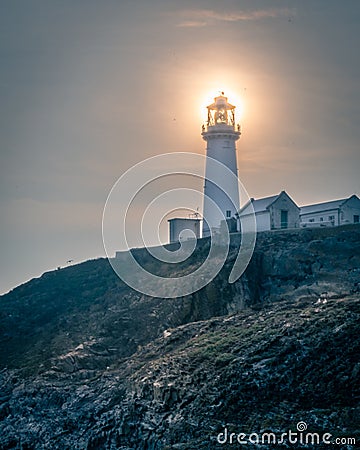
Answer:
[202, 93, 241, 237]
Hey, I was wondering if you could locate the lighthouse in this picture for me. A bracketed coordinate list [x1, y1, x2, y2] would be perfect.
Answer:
[202, 93, 241, 237]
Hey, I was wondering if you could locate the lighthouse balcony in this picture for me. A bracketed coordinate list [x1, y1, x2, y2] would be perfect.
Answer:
[202, 123, 241, 133]
[201, 123, 241, 140]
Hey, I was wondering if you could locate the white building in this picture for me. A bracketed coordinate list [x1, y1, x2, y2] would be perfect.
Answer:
[202, 93, 241, 237]
[300, 195, 360, 227]
[239, 191, 300, 232]
[168, 217, 201, 243]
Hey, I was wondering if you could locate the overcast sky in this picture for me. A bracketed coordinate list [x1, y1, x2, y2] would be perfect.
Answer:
[1, 0, 359, 294]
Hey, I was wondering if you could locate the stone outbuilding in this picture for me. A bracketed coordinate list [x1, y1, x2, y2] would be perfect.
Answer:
[239, 191, 300, 232]
[300, 194, 360, 227]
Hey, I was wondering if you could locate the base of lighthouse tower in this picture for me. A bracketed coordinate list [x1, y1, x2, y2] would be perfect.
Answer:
[202, 94, 241, 238]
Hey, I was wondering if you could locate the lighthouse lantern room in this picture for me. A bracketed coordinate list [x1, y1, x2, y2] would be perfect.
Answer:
[206, 93, 236, 127]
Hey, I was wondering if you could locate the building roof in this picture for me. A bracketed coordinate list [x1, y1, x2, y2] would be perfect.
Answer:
[300, 197, 349, 215]
[239, 193, 281, 216]
[168, 217, 201, 222]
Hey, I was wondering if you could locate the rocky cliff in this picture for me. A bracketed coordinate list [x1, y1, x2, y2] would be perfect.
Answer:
[0, 225, 359, 449]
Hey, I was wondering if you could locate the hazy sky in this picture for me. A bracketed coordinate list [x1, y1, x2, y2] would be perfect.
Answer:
[1, 0, 359, 294]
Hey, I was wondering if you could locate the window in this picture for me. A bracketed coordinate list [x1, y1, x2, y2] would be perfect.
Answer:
[354, 215, 360, 224]
[226, 210, 231, 218]
[309, 219, 315, 223]
[328, 215, 335, 221]
[320, 217, 324, 222]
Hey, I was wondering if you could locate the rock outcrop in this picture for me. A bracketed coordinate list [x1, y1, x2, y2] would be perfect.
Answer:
[0, 225, 359, 448]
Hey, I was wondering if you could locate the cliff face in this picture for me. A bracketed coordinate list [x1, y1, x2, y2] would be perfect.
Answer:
[0, 225, 359, 449]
